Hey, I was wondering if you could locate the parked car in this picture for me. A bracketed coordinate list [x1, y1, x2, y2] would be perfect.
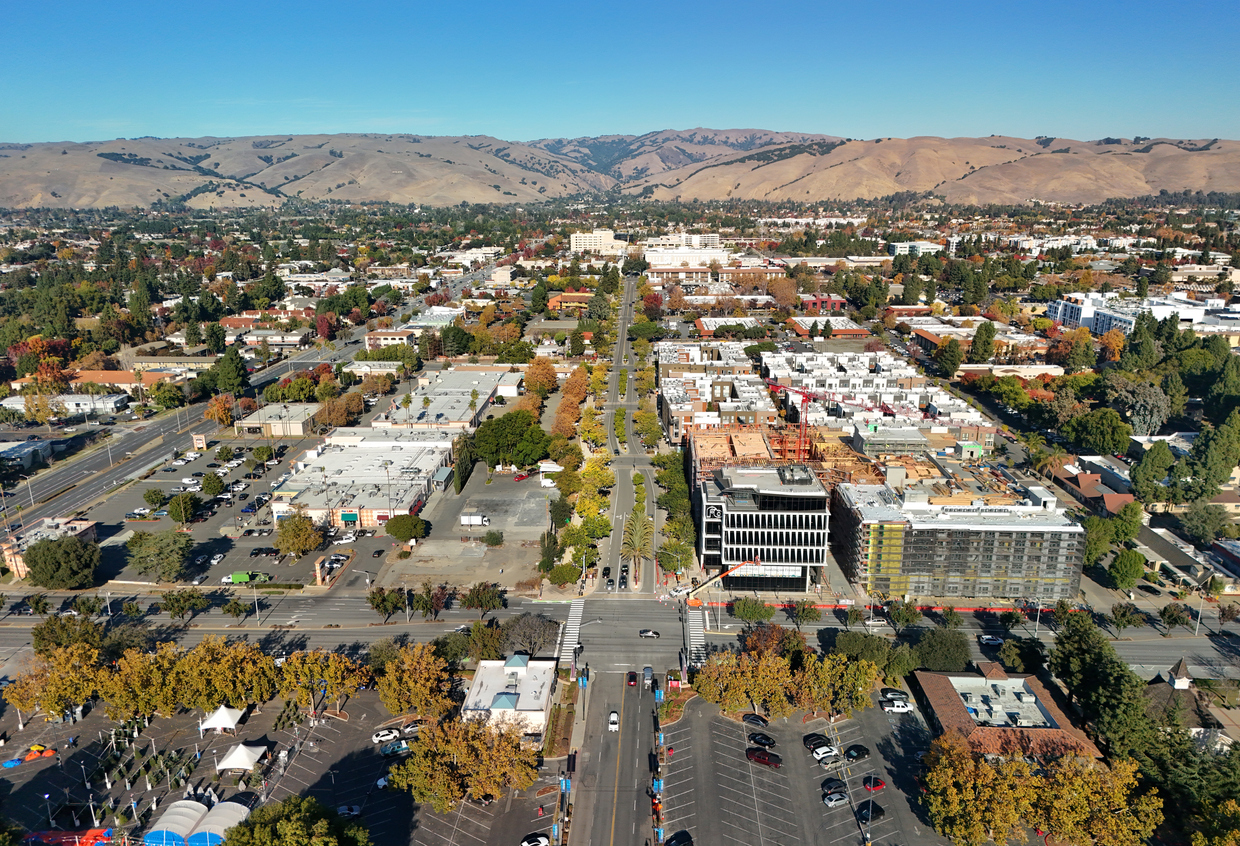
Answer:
[519, 835, 551, 846]
[513, 473, 530, 482]
[856, 801, 884, 823]
[862, 776, 886, 792]
[803, 732, 830, 750]
[822, 792, 848, 808]
[880, 687, 909, 701]
[745, 748, 782, 768]
[747, 732, 776, 748]
[371, 729, 400, 744]
[336, 806, 361, 819]
[664, 833, 693, 846]
[821, 777, 847, 794]
[844, 744, 870, 762]
[811, 744, 840, 762]
[881, 700, 914, 714]
[741, 713, 769, 728]
[372, 549, 384, 558]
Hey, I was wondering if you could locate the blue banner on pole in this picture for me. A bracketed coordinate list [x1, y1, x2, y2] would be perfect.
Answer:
[655, 689, 664, 702]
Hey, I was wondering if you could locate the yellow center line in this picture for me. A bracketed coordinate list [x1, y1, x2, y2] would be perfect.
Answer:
[608, 682, 625, 846]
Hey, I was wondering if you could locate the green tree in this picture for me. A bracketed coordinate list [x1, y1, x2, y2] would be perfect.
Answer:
[167, 492, 201, 524]
[967, 321, 996, 363]
[201, 472, 226, 498]
[1159, 602, 1192, 633]
[214, 347, 250, 395]
[787, 600, 821, 629]
[1130, 440, 1176, 505]
[126, 529, 193, 582]
[999, 610, 1025, 632]
[25, 536, 99, 590]
[1108, 549, 1147, 590]
[620, 511, 653, 572]
[1112, 501, 1145, 543]
[203, 322, 225, 353]
[461, 582, 503, 619]
[143, 487, 166, 509]
[219, 794, 369, 846]
[216, 446, 235, 462]
[1082, 516, 1116, 567]
[367, 587, 405, 623]
[889, 601, 923, 633]
[276, 510, 323, 558]
[385, 514, 427, 543]
[1109, 602, 1144, 636]
[731, 597, 776, 624]
[940, 606, 964, 629]
[32, 614, 102, 657]
[915, 627, 971, 672]
[158, 588, 208, 621]
[1180, 500, 1231, 547]
[934, 338, 964, 377]
[845, 607, 864, 630]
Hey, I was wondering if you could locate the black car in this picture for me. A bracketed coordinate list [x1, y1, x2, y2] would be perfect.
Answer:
[741, 713, 769, 728]
[856, 801, 884, 823]
[747, 732, 776, 748]
[803, 732, 829, 751]
[844, 744, 870, 762]
[602, 567, 611, 578]
[821, 777, 847, 794]
[191, 471, 204, 477]
[372, 549, 383, 558]
[1138, 584, 1161, 596]
[618, 576, 627, 589]
[665, 833, 693, 846]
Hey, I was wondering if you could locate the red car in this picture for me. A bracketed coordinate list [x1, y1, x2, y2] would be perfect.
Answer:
[746, 748, 782, 769]
[627, 671, 638, 686]
[862, 776, 885, 792]
[514, 473, 530, 482]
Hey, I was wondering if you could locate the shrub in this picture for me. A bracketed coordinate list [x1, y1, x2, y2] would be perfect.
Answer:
[483, 530, 504, 547]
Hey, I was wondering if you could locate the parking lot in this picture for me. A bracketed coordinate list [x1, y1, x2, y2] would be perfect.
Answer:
[659, 695, 947, 846]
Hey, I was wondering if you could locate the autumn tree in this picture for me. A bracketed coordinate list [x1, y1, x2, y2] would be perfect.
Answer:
[1099, 328, 1126, 362]
[376, 643, 452, 718]
[276, 509, 323, 558]
[98, 642, 184, 719]
[175, 635, 278, 712]
[388, 719, 537, 813]
[923, 731, 1035, 846]
[524, 357, 558, 398]
[204, 393, 235, 427]
[791, 652, 879, 718]
[461, 582, 503, 619]
[279, 649, 371, 713]
[219, 794, 369, 846]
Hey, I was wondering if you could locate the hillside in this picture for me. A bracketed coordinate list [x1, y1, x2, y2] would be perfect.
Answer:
[1, 130, 1237, 208]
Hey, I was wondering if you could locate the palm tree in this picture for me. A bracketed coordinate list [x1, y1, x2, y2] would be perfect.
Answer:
[1022, 432, 1045, 461]
[620, 512, 654, 573]
[1045, 444, 1069, 477]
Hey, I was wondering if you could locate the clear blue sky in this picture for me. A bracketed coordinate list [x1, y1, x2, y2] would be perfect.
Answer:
[6, 0, 1237, 143]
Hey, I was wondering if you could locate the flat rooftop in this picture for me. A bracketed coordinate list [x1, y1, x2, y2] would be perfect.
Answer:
[240, 403, 321, 424]
[462, 656, 558, 715]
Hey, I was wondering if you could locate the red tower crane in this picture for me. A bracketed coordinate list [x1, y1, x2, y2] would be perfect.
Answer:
[765, 380, 827, 461]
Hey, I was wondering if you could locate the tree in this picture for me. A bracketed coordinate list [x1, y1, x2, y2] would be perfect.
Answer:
[915, 627, 970, 672]
[276, 510, 323, 558]
[1180, 500, 1231, 547]
[99, 642, 184, 720]
[1220, 604, 1240, 626]
[1131, 440, 1176, 505]
[845, 607, 864, 630]
[998, 610, 1025, 632]
[940, 606, 964, 630]
[1159, 602, 1193, 633]
[1109, 602, 1144, 636]
[201, 472, 226, 498]
[461, 582, 503, 619]
[385, 514, 427, 543]
[923, 732, 1035, 846]
[1194, 798, 1240, 846]
[1108, 549, 1147, 590]
[367, 587, 405, 622]
[388, 720, 537, 814]
[167, 492, 201, 524]
[1082, 515, 1116, 566]
[502, 613, 560, 656]
[25, 536, 99, 589]
[1030, 757, 1162, 846]
[731, 597, 776, 624]
[524, 357, 558, 398]
[204, 393, 234, 427]
[376, 642, 451, 717]
[219, 794, 369, 846]
[967, 321, 996, 363]
[620, 511, 653, 572]
[791, 651, 879, 718]
[1112, 501, 1145, 543]
[126, 529, 193, 582]
[203, 322, 225, 353]
[934, 338, 964, 377]
[889, 601, 923, 633]
[787, 600, 821, 629]
[143, 487, 166, 509]
[159, 588, 208, 621]
[214, 347, 250, 396]
[32, 614, 101, 657]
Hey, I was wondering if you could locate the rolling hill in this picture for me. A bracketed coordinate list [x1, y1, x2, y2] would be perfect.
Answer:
[1, 129, 1237, 208]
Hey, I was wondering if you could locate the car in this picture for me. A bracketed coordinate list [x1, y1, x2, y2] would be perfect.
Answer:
[379, 740, 410, 757]
[372, 549, 384, 558]
[133, 507, 151, 515]
[195, 555, 208, 565]
[601, 567, 611, 578]
[803, 732, 830, 750]
[881, 700, 914, 714]
[336, 805, 361, 818]
[856, 801, 884, 823]
[822, 792, 849, 808]
[862, 776, 886, 792]
[608, 711, 619, 732]
[880, 687, 909, 702]
[627, 671, 637, 686]
[211, 554, 225, 565]
[241, 505, 257, 513]
[664, 833, 693, 846]
[606, 579, 615, 591]
[371, 729, 400, 744]
[513, 473, 530, 482]
[182, 478, 196, 485]
[821, 777, 847, 794]
[638, 629, 660, 639]
[206, 463, 220, 469]
[979, 635, 1004, 646]
[519, 835, 551, 846]
[154, 510, 168, 517]
[618, 576, 627, 589]
[191, 471, 205, 477]
[238, 494, 249, 501]
[375, 776, 389, 789]
[161, 467, 177, 473]
[741, 713, 769, 728]
[812, 744, 840, 761]
[745, 748, 782, 768]
[669, 585, 692, 597]
[1138, 584, 1161, 596]
[844, 744, 870, 762]
[172, 459, 188, 467]
[265, 459, 280, 467]
[401, 722, 422, 736]
[747, 732, 776, 748]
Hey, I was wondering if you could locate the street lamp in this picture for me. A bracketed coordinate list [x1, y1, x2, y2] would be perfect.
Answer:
[43, 793, 52, 827]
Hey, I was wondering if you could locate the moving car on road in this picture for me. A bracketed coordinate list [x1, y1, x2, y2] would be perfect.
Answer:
[608, 711, 619, 732]
[638, 629, 660, 639]
[978, 635, 1004, 646]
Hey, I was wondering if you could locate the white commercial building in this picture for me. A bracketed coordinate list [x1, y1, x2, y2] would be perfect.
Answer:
[887, 241, 944, 256]
[461, 655, 559, 738]
[0, 393, 129, 416]
[1045, 291, 1216, 335]
[569, 229, 627, 255]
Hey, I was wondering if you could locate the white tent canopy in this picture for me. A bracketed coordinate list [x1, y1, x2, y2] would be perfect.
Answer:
[215, 743, 265, 772]
[145, 799, 209, 846]
[200, 706, 244, 731]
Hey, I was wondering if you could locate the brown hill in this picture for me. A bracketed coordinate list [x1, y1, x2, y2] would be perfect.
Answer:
[1, 130, 1237, 208]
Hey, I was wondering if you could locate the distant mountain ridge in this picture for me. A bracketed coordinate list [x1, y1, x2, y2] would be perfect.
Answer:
[0, 128, 1236, 209]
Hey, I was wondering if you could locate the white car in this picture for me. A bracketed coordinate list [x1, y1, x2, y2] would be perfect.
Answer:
[978, 635, 1004, 646]
[669, 585, 692, 597]
[133, 507, 151, 515]
[184, 452, 201, 460]
[372, 729, 401, 744]
[172, 459, 188, 467]
[881, 700, 914, 714]
[822, 792, 849, 808]
[812, 744, 841, 761]
[608, 711, 619, 732]
[211, 554, 225, 565]
[182, 478, 196, 485]
[231, 482, 248, 492]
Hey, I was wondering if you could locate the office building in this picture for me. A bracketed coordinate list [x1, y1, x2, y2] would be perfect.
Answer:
[461, 655, 559, 738]
[569, 228, 627, 255]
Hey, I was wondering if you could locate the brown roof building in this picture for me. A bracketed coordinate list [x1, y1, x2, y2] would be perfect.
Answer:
[913, 666, 1100, 759]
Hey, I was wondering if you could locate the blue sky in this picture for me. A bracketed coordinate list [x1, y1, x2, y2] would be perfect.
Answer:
[5, 0, 1237, 143]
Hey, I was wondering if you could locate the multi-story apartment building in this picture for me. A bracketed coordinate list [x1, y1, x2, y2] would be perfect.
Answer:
[569, 229, 627, 255]
[833, 475, 1083, 601]
[1045, 291, 1220, 335]
[696, 464, 829, 592]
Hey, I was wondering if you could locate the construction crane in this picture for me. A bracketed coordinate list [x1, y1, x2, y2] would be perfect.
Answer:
[765, 380, 829, 461]
[686, 559, 760, 607]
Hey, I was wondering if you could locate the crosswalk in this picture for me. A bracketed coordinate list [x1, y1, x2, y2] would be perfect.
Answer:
[557, 598, 585, 659]
[686, 606, 707, 666]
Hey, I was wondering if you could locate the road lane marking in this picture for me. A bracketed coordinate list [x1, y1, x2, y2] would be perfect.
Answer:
[608, 678, 625, 846]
